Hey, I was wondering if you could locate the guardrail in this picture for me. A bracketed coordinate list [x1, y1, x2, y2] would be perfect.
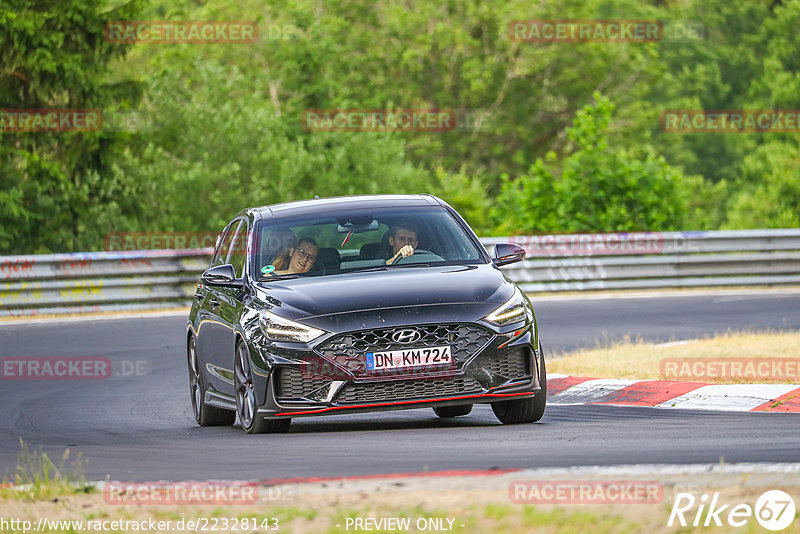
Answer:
[1, 229, 799, 316]
[482, 229, 800, 292]
[0, 250, 212, 317]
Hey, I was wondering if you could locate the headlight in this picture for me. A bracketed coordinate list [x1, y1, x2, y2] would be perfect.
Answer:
[484, 288, 529, 326]
[259, 311, 326, 343]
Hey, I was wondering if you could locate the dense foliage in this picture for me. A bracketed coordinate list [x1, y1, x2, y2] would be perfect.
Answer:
[1, 0, 141, 252]
[2, 0, 799, 253]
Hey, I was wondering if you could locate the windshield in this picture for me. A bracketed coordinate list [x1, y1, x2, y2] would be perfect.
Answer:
[250, 206, 486, 279]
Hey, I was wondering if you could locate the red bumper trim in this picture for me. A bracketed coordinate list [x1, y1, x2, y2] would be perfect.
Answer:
[275, 391, 533, 417]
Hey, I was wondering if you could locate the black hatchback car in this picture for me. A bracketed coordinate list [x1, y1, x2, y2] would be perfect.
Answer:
[187, 194, 546, 433]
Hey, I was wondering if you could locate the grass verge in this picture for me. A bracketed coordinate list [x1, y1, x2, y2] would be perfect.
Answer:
[1, 440, 94, 501]
[1, 470, 799, 533]
[549, 330, 800, 382]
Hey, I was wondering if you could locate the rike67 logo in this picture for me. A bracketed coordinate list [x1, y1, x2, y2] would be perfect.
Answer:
[669, 490, 796, 531]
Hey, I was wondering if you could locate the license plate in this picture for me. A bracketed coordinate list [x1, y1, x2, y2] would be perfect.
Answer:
[365, 346, 452, 371]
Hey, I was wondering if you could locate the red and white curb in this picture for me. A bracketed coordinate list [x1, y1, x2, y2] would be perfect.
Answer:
[547, 374, 800, 412]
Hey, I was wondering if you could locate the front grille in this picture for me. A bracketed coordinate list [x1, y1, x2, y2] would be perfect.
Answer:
[275, 367, 330, 399]
[337, 376, 483, 403]
[316, 323, 495, 377]
[473, 348, 529, 380]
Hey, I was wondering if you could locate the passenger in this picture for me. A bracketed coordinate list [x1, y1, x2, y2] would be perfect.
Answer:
[261, 228, 297, 268]
[271, 237, 319, 275]
[385, 222, 419, 265]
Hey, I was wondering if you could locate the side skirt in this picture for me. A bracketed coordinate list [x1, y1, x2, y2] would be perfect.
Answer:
[205, 386, 237, 411]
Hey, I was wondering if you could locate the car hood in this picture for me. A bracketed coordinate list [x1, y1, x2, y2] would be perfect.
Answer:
[254, 264, 514, 328]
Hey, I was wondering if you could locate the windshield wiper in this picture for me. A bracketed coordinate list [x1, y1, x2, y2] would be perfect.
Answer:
[258, 274, 298, 281]
[342, 265, 388, 274]
[388, 263, 431, 268]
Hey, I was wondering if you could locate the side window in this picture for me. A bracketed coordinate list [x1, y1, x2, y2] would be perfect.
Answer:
[227, 220, 248, 278]
[211, 221, 238, 267]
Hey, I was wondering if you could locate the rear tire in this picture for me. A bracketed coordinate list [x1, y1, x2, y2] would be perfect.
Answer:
[433, 404, 473, 418]
[491, 343, 547, 424]
[234, 341, 291, 434]
[188, 336, 235, 427]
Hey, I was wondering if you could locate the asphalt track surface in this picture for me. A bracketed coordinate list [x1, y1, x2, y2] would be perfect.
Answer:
[1, 290, 799, 481]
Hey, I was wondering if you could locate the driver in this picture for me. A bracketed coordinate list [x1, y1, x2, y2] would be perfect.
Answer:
[385, 222, 419, 265]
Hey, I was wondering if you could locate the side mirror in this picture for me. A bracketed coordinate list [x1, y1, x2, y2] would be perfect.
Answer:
[492, 243, 526, 266]
[201, 264, 242, 287]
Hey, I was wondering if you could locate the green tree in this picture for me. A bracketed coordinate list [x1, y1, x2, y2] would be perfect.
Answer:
[109, 62, 431, 233]
[724, 0, 800, 228]
[428, 166, 492, 234]
[129, 0, 675, 188]
[8, 0, 800, 252]
[492, 94, 692, 233]
[0, 0, 143, 253]
[725, 142, 800, 228]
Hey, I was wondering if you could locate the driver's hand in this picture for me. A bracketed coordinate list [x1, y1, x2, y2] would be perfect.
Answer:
[386, 245, 415, 265]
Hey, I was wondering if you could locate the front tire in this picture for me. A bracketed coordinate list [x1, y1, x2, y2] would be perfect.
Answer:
[234, 341, 290, 434]
[491, 343, 547, 424]
[188, 336, 235, 427]
[433, 404, 473, 418]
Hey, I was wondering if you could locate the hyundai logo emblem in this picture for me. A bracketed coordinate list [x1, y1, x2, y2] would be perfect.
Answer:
[392, 329, 422, 344]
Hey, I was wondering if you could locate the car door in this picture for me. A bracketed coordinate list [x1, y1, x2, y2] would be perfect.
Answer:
[205, 219, 248, 396]
[196, 220, 240, 393]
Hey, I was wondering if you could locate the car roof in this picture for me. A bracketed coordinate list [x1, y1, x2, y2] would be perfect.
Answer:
[247, 194, 444, 221]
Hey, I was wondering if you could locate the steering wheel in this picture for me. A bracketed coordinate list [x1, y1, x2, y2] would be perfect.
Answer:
[394, 249, 444, 264]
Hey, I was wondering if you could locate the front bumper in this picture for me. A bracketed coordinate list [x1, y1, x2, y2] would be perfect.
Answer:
[252, 322, 541, 419]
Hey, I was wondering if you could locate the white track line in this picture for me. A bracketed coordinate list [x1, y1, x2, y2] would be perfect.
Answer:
[655, 384, 800, 411]
[548, 378, 638, 404]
